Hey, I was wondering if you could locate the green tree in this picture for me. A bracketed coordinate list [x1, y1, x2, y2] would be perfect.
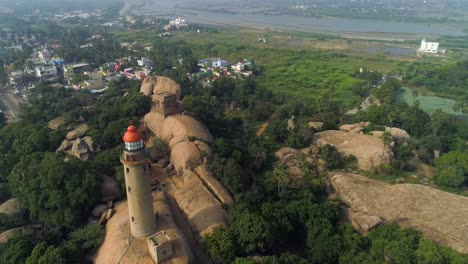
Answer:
[431, 109, 445, 136]
[229, 205, 272, 253]
[319, 144, 344, 169]
[416, 239, 446, 264]
[273, 164, 290, 197]
[0, 234, 34, 264]
[26, 244, 67, 264]
[380, 131, 393, 163]
[209, 157, 249, 195]
[453, 97, 468, 116]
[148, 137, 170, 162]
[203, 227, 238, 264]
[433, 165, 465, 188]
[8, 153, 101, 227]
[63, 224, 104, 260]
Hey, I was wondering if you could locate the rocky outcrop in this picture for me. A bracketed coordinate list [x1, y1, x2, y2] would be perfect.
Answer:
[331, 172, 468, 254]
[66, 123, 89, 140]
[0, 198, 20, 217]
[0, 225, 41, 246]
[0, 228, 22, 246]
[140, 76, 182, 100]
[47, 116, 66, 130]
[70, 137, 95, 160]
[308, 121, 324, 130]
[94, 192, 193, 264]
[173, 171, 227, 238]
[92, 204, 109, 218]
[195, 166, 234, 206]
[385, 127, 410, 144]
[99, 175, 121, 203]
[339, 122, 369, 133]
[315, 130, 392, 171]
[274, 147, 299, 161]
[57, 136, 96, 161]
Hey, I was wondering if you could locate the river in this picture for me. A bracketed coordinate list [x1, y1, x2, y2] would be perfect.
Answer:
[130, 0, 466, 40]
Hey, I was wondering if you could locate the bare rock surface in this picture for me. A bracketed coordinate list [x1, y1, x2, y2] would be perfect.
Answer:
[68, 136, 95, 160]
[274, 147, 299, 162]
[0, 198, 20, 216]
[66, 123, 89, 140]
[140, 76, 182, 100]
[92, 204, 109, 218]
[0, 228, 22, 245]
[331, 172, 468, 254]
[56, 139, 72, 152]
[99, 175, 121, 203]
[94, 192, 192, 264]
[385, 127, 410, 143]
[308, 121, 324, 130]
[195, 165, 234, 206]
[315, 130, 392, 171]
[174, 171, 228, 238]
[48, 116, 66, 130]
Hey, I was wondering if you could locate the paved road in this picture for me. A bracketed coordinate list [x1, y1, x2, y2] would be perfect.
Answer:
[0, 88, 20, 119]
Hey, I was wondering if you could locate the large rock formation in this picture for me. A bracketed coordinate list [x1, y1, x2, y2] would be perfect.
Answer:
[331, 172, 468, 254]
[66, 123, 89, 140]
[174, 171, 228, 238]
[141, 76, 182, 100]
[99, 175, 121, 203]
[56, 123, 96, 161]
[315, 130, 392, 171]
[0, 198, 20, 217]
[94, 192, 192, 264]
[95, 76, 231, 263]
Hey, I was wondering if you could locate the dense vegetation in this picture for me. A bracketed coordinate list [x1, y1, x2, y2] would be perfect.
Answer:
[1, 20, 468, 263]
[0, 77, 148, 262]
[405, 60, 468, 99]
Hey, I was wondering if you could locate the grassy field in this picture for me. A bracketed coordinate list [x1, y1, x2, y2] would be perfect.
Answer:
[113, 27, 468, 104]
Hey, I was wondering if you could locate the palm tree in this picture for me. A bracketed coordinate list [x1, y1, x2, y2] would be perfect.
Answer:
[274, 164, 289, 197]
[380, 131, 393, 163]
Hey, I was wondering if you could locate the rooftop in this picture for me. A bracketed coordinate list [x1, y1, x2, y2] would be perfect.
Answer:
[148, 231, 174, 248]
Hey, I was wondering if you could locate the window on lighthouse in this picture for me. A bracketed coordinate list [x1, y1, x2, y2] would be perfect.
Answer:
[125, 140, 144, 151]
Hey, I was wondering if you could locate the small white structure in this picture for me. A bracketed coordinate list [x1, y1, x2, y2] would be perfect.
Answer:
[419, 39, 439, 54]
[164, 17, 187, 30]
[137, 57, 152, 67]
[147, 231, 175, 264]
[232, 62, 245, 72]
[212, 59, 228, 68]
[35, 66, 57, 78]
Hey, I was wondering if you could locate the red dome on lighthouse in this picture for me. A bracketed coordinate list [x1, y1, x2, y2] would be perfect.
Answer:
[123, 125, 143, 143]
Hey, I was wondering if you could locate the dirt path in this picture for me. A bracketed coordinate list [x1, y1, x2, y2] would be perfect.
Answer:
[256, 114, 275, 136]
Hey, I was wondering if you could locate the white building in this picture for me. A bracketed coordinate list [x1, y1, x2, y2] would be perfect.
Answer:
[147, 231, 175, 264]
[35, 66, 57, 79]
[164, 17, 187, 30]
[232, 62, 245, 72]
[419, 39, 439, 54]
[212, 59, 228, 68]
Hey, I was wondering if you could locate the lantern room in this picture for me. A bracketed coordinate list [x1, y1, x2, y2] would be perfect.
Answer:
[123, 125, 144, 151]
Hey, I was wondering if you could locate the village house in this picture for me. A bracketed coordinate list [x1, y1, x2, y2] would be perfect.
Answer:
[35, 66, 57, 79]
[212, 59, 228, 68]
[419, 39, 439, 54]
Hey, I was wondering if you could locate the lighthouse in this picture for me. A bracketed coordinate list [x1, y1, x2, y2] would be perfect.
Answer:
[121, 125, 156, 238]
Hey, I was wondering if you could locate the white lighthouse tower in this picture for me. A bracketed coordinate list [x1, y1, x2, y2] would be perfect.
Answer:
[120, 125, 156, 238]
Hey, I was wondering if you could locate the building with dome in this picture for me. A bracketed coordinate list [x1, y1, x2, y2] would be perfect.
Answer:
[121, 125, 157, 238]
